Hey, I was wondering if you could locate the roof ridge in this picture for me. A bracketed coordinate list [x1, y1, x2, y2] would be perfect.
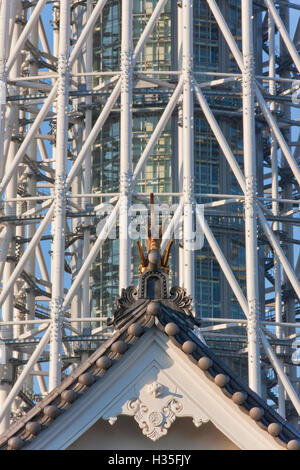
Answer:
[1, 293, 300, 450]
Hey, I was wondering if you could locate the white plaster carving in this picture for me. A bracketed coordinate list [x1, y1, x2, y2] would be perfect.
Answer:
[101, 365, 210, 441]
[125, 397, 184, 441]
[107, 417, 118, 426]
[193, 417, 206, 428]
[146, 381, 163, 398]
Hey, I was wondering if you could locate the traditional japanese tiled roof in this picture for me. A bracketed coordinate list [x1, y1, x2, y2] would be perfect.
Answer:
[1, 253, 300, 450]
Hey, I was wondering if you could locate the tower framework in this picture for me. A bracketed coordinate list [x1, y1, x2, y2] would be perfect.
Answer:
[0, 0, 299, 432]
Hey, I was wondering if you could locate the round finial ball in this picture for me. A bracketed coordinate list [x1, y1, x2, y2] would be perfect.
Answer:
[61, 389, 77, 403]
[8, 437, 24, 450]
[43, 405, 60, 419]
[164, 322, 179, 337]
[25, 421, 42, 436]
[287, 439, 300, 451]
[214, 374, 229, 388]
[198, 356, 212, 370]
[111, 340, 128, 354]
[128, 323, 143, 337]
[96, 356, 112, 369]
[146, 302, 161, 316]
[267, 422, 282, 437]
[148, 250, 161, 267]
[182, 340, 196, 355]
[78, 373, 95, 387]
[249, 407, 264, 421]
[232, 391, 247, 405]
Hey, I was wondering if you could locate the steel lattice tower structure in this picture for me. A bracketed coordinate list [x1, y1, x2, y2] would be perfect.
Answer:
[0, 0, 299, 433]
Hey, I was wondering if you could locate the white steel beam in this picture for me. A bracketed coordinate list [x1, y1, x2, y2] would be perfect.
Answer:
[260, 331, 300, 416]
[49, 0, 70, 391]
[196, 210, 300, 413]
[206, 0, 300, 187]
[182, 0, 195, 299]
[132, 79, 183, 186]
[255, 87, 300, 187]
[0, 0, 9, 162]
[68, 0, 108, 67]
[133, 0, 169, 63]
[0, 0, 110, 199]
[268, 10, 285, 419]
[206, 0, 244, 70]
[257, 206, 300, 301]
[196, 211, 249, 317]
[82, 0, 93, 327]
[192, 78, 246, 191]
[6, 0, 48, 75]
[119, 0, 133, 292]
[178, 2, 184, 289]
[0, 205, 53, 309]
[161, 201, 183, 252]
[194, 74, 300, 305]
[0, 84, 58, 198]
[264, 0, 300, 74]
[62, 200, 120, 313]
[0, 327, 51, 427]
[0, 2, 20, 432]
[0, 0, 299, 431]
[241, 0, 261, 395]
[67, 1, 170, 191]
[205, 0, 300, 299]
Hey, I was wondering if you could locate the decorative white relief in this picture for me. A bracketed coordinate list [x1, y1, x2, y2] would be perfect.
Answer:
[100, 346, 210, 442]
[102, 372, 210, 441]
[126, 397, 184, 441]
[146, 381, 163, 398]
[107, 417, 118, 426]
[193, 417, 206, 428]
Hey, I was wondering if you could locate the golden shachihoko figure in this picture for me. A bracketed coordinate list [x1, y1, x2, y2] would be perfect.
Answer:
[137, 193, 173, 274]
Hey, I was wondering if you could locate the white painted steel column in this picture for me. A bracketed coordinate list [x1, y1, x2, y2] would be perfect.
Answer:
[82, 0, 93, 323]
[177, 2, 184, 288]
[24, 4, 39, 397]
[268, 11, 285, 418]
[0, 1, 19, 432]
[182, 0, 195, 298]
[119, 0, 133, 292]
[49, 0, 70, 391]
[0, 0, 9, 162]
[0, 161, 15, 434]
[70, 4, 82, 334]
[241, 0, 261, 395]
